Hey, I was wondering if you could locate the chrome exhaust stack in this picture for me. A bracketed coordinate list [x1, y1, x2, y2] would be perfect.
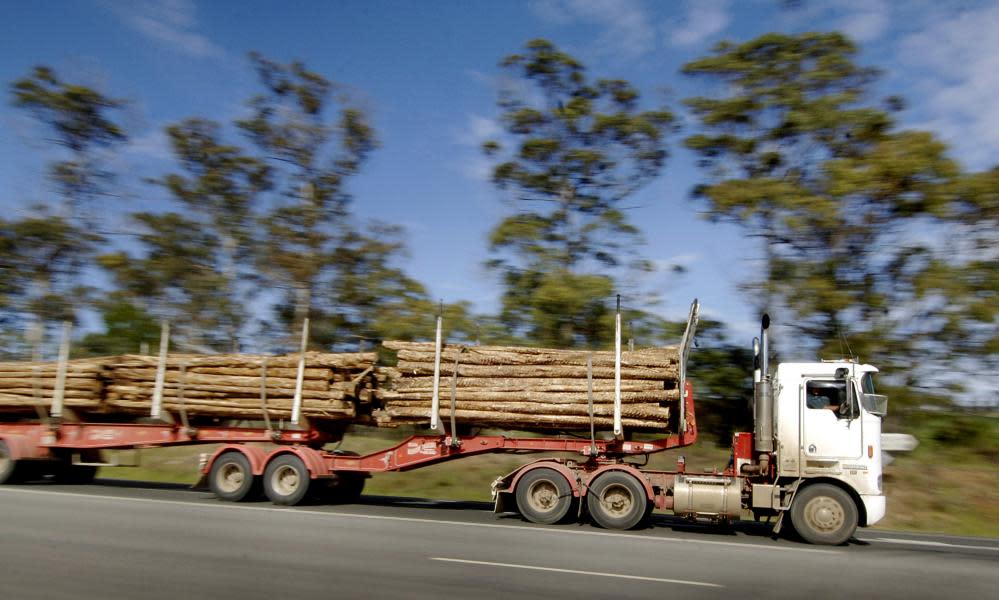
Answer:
[753, 314, 774, 453]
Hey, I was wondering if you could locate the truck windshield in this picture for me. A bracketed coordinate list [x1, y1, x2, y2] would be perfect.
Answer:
[861, 373, 877, 394]
[859, 373, 887, 416]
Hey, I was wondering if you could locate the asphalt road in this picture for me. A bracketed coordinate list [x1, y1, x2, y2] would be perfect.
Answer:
[1, 481, 997, 600]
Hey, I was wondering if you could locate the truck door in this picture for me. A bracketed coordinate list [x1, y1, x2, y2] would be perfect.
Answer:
[800, 378, 863, 461]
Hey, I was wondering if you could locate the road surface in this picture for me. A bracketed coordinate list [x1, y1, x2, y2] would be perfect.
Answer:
[1, 481, 996, 599]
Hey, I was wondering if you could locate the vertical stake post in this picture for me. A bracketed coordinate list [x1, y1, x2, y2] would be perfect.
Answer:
[259, 357, 273, 435]
[291, 317, 309, 425]
[151, 320, 170, 420]
[178, 362, 191, 434]
[613, 295, 623, 437]
[50, 321, 72, 420]
[587, 353, 597, 456]
[430, 301, 444, 432]
[448, 350, 462, 446]
[29, 321, 48, 423]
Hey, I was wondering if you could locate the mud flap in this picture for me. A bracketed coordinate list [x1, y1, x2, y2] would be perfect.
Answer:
[772, 511, 787, 536]
[771, 480, 802, 538]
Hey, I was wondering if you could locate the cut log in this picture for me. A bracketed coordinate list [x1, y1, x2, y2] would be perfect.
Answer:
[375, 389, 678, 403]
[108, 368, 331, 392]
[395, 363, 677, 380]
[390, 376, 670, 392]
[384, 407, 669, 431]
[108, 352, 377, 369]
[383, 400, 669, 419]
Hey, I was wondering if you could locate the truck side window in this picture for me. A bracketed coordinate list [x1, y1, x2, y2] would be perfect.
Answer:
[805, 380, 851, 418]
[805, 379, 860, 419]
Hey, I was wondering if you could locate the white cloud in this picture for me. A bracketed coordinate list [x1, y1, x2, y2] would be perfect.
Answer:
[668, 0, 731, 47]
[778, 0, 891, 43]
[530, 0, 656, 58]
[896, 3, 999, 168]
[102, 0, 226, 59]
[832, 0, 891, 43]
[125, 128, 173, 162]
[454, 114, 504, 181]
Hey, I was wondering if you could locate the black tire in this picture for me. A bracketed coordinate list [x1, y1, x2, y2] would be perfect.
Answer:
[790, 483, 858, 545]
[209, 451, 258, 502]
[586, 471, 649, 530]
[324, 472, 366, 504]
[54, 464, 98, 484]
[0, 441, 21, 485]
[263, 454, 312, 506]
[515, 467, 577, 525]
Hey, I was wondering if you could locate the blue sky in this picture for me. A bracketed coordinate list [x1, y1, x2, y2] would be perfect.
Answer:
[2, 0, 997, 346]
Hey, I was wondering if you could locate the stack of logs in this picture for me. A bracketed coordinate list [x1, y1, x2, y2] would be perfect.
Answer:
[104, 352, 377, 421]
[0, 352, 378, 423]
[0, 359, 104, 411]
[376, 342, 681, 432]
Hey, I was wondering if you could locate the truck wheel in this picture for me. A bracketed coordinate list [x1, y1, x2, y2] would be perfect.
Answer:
[54, 464, 98, 484]
[325, 472, 366, 504]
[264, 454, 312, 506]
[515, 467, 577, 525]
[790, 483, 858, 545]
[586, 471, 648, 530]
[209, 452, 257, 502]
[0, 441, 21, 484]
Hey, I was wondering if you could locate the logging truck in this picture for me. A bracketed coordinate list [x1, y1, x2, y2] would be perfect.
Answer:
[0, 301, 888, 545]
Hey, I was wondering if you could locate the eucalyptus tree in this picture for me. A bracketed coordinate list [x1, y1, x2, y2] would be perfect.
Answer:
[483, 39, 674, 347]
[151, 118, 271, 350]
[682, 32, 987, 407]
[237, 53, 377, 349]
[7, 66, 126, 353]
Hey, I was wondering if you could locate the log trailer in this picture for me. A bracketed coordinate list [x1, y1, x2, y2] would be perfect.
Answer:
[0, 301, 889, 545]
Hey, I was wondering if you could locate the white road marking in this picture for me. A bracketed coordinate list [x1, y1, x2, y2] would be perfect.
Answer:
[0, 486, 838, 554]
[431, 557, 723, 588]
[867, 537, 999, 552]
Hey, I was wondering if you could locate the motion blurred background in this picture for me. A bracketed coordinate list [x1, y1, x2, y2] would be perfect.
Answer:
[1, 0, 995, 536]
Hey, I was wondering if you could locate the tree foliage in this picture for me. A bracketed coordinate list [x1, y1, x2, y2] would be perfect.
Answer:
[682, 32, 994, 407]
[12, 66, 126, 215]
[150, 117, 271, 350]
[99, 213, 234, 352]
[237, 53, 378, 349]
[484, 39, 674, 347]
[6, 66, 126, 355]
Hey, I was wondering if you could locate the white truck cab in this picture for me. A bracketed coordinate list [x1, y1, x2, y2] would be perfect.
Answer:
[773, 361, 888, 530]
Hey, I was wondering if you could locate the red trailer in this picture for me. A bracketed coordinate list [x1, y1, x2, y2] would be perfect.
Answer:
[1, 302, 700, 531]
[0, 384, 697, 530]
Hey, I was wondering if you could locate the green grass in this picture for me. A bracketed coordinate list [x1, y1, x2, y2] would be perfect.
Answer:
[95, 416, 999, 538]
[875, 413, 999, 537]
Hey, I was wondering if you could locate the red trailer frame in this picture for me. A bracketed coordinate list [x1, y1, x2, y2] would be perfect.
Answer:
[2, 302, 702, 531]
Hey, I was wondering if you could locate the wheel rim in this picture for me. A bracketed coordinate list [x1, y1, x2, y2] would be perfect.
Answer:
[803, 495, 845, 533]
[526, 479, 561, 514]
[598, 483, 635, 518]
[271, 465, 301, 497]
[216, 462, 246, 494]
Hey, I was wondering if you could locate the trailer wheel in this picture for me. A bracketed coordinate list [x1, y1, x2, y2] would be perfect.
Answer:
[264, 454, 312, 506]
[586, 471, 648, 530]
[515, 467, 577, 525]
[54, 464, 98, 485]
[790, 483, 858, 545]
[0, 441, 20, 485]
[209, 452, 258, 502]
[324, 472, 366, 504]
